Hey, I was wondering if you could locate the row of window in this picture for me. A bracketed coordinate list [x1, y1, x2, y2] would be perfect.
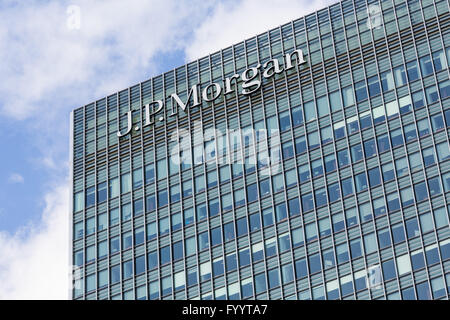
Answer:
[75, 237, 450, 299]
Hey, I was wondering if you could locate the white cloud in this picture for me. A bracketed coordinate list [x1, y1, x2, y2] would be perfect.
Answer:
[0, 182, 70, 299]
[0, 0, 217, 300]
[185, 0, 338, 61]
[0, 0, 216, 121]
[0, 0, 341, 300]
[8, 173, 24, 184]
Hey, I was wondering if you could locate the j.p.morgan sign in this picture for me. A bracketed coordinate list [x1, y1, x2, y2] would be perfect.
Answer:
[117, 49, 307, 137]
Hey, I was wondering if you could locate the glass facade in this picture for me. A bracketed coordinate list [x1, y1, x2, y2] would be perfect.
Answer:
[71, 0, 450, 300]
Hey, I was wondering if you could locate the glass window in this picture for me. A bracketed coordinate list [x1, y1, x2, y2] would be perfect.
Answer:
[110, 265, 120, 284]
[392, 223, 406, 244]
[121, 173, 131, 194]
[431, 277, 446, 299]
[322, 248, 335, 269]
[416, 281, 431, 300]
[308, 131, 320, 149]
[262, 207, 274, 227]
[350, 238, 363, 258]
[226, 253, 237, 272]
[254, 273, 267, 294]
[364, 233, 377, 254]
[364, 139, 376, 158]
[428, 177, 442, 196]
[304, 101, 316, 122]
[413, 90, 425, 109]
[198, 231, 209, 251]
[319, 218, 331, 237]
[224, 222, 235, 242]
[432, 50, 447, 71]
[209, 198, 220, 216]
[335, 150, 348, 170]
[328, 182, 340, 203]
[342, 86, 355, 107]
[85, 186, 95, 208]
[414, 181, 428, 202]
[292, 106, 304, 126]
[332, 212, 345, 232]
[333, 121, 346, 139]
[359, 202, 373, 222]
[329, 91, 342, 112]
[394, 65, 407, 87]
[279, 111, 291, 131]
[295, 258, 308, 278]
[309, 253, 322, 273]
[239, 248, 250, 267]
[315, 188, 327, 207]
[420, 55, 433, 76]
[292, 227, 304, 247]
[426, 85, 439, 104]
[249, 213, 261, 232]
[396, 254, 412, 276]
[161, 276, 172, 296]
[377, 133, 390, 153]
[74, 191, 84, 212]
[387, 192, 400, 212]
[295, 136, 307, 154]
[158, 189, 168, 207]
[97, 182, 107, 203]
[351, 144, 363, 162]
[121, 203, 131, 222]
[317, 96, 329, 117]
[395, 157, 408, 177]
[382, 162, 395, 182]
[399, 95, 413, 114]
[354, 172, 368, 192]
[145, 164, 155, 184]
[401, 187, 414, 207]
[390, 128, 404, 147]
[404, 123, 417, 142]
[433, 207, 448, 229]
[298, 164, 310, 183]
[288, 198, 301, 216]
[378, 228, 391, 248]
[336, 243, 349, 263]
[406, 60, 420, 81]
[436, 142, 450, 161]
[133, 168, 142, 189]
[368, 75, 381, 96]
[347, 116, 359, 135]
[355, 81, 368, 102]
[368, 167, 381, 188]
[302, 193, 314, 212]
[431, 113, 444, 132]
[341, 177, 354, 197]
[386, 100, 399, 119]
[439, 79, 450, 99]
[185, 237, 196, 256]
[359, 111, 372, 129]
[321, 126, 333, 144]
[406, 218, 420, 239]
[381, 70, 395, 91]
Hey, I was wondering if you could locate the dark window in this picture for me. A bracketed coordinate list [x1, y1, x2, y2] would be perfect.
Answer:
[249, 213, 261, 232]
[236, 217, 248, 237]
[86, 186, 95, 208]
[97, 182, 107, 203]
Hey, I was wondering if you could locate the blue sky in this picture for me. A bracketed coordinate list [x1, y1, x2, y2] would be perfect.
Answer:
[0, 0, 336, 299]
